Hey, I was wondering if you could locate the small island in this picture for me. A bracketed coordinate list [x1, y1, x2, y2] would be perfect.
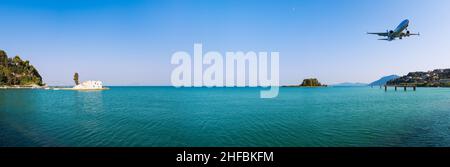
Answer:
[284, 78, 327, 87]
[0, 50, 45, 88]
[58, 73, 108, 90]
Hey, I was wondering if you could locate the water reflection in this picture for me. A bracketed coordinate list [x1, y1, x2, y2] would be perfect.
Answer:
[73, 90, 106, 143]
[75, 90, 105, 113]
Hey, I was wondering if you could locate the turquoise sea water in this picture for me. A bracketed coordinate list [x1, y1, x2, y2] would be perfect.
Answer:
[1, 87, 450, 147]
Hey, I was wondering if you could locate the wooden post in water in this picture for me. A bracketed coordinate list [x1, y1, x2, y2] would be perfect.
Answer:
[384, 85, 387, 91]
[404, 86, 407, 91]
[395, 86, 397, 91]
[413, 86, 416, 91]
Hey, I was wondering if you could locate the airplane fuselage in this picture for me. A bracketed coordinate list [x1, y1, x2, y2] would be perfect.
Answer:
[391, 19, 409, 39]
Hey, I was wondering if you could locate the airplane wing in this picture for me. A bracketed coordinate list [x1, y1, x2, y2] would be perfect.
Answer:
[401, 32, 420, 37]
[367, 32, 388, 36]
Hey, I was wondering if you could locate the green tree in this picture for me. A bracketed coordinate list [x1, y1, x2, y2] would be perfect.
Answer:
[0, 50, 7, 66]
[13, 55, 22, 64]
[74, 72, 79, 85]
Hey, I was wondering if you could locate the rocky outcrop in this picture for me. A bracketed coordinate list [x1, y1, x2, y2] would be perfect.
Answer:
[300, 78, 324, 87]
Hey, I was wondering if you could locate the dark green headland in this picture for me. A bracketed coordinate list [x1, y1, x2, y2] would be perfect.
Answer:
[0, 50, 44, 86]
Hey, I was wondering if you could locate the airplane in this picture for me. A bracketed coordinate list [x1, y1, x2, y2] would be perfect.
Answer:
[367, 19, 420, 41]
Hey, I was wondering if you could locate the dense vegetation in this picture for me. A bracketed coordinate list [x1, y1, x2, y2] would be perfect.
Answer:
[0, 50, 43, 86]
[300, 78, 323, 87]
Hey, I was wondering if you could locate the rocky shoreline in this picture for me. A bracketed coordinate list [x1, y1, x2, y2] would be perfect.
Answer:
[0, 85, 47, 89]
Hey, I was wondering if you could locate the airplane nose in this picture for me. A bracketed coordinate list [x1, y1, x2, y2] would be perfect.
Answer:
[405, 19, 410, 24]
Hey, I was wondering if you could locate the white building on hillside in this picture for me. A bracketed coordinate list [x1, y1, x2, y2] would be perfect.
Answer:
[73, 80, 103, 89]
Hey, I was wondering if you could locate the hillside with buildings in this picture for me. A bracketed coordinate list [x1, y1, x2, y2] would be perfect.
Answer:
[387, 69, 450, 87]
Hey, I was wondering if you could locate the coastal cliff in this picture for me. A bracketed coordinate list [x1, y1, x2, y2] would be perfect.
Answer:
[0, 50, 43, 86]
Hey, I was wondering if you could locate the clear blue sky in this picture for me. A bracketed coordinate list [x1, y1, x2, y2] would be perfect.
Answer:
[1, 0, 449, 86]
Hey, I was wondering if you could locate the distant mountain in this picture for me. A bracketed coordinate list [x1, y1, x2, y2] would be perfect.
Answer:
[369, 75, 400, 86]
[332, 82, 368, 87]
